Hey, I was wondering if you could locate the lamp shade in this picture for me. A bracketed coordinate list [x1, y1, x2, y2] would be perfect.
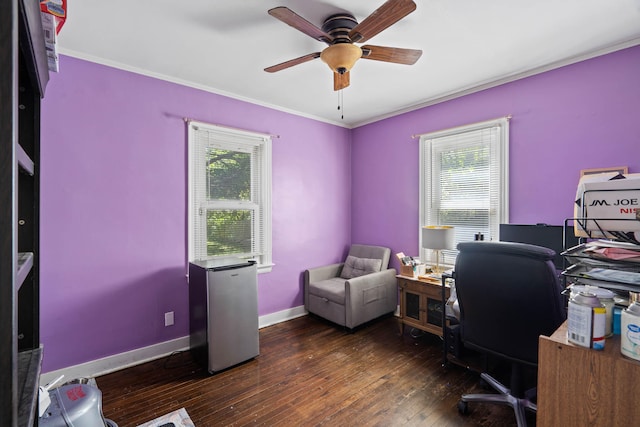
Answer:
[320, 43, 362, 74]
[421, 226, 455, 250]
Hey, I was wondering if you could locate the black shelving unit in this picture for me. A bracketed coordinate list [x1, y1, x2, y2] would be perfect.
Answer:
[1, 1, 49, 426]
[562, 218, 640, 296]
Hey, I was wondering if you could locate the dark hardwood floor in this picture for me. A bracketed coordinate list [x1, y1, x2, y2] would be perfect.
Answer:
[97, 315, 533, 426]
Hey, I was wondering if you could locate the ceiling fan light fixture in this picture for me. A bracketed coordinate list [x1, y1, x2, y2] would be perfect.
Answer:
[320, 43, 362, 74]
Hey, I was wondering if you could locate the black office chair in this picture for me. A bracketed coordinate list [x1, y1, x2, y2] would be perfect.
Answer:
[454, 241, 566, 427]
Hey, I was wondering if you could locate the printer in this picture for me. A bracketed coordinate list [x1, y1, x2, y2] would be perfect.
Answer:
[574, 172, 640, 241]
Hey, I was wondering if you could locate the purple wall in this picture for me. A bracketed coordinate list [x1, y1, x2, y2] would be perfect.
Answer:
[351, 45, 640, 270]
[41, 45, 639, 373]
[40, 56, 352, 372]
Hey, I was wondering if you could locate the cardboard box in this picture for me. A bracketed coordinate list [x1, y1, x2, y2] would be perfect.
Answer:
[46, 49, 59, 73]
[574, 172, 640, 238]
[396, 252, 418, 277]
[399, 264, 414, 277]
[40, 7, 61, 72]
[40, 0, 67, 34]
[40, 12, 56, 49]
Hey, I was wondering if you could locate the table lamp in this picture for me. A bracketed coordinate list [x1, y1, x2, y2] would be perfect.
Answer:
[422, 225, 455, 275]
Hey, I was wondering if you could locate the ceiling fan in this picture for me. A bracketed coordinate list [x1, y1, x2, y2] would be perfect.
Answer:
[264, 0, 423, 91]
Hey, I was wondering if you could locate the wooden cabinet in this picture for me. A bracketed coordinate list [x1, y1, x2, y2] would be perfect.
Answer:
[1, 0, 48, 425]
[541, 233, 640, 425]
[397, 275, 450, 337]
[538, 321, 640, 426]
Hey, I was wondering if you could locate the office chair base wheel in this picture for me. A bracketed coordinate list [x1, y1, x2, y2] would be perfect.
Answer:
[457, 400, 469, 415]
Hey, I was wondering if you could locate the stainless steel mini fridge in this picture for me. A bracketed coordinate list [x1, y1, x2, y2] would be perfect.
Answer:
[189, 258, 259, 373]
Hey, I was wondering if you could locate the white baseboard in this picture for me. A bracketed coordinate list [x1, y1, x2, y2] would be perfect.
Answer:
[40, 335, 190, 386]
[258, 305, 307, 328]
[41, 305, 308, 386]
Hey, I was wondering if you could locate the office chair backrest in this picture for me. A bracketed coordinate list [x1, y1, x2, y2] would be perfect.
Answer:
[455, 241, 566, 366]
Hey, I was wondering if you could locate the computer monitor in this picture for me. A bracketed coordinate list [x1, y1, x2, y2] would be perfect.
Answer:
[499, 223, 581, 270]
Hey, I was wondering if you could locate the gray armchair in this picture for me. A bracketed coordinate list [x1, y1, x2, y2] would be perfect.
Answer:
[304, 244, 397, 329]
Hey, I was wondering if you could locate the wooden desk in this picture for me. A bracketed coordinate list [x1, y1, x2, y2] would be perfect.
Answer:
[397, 275, 450, 337]
[538, 321, 640, 426]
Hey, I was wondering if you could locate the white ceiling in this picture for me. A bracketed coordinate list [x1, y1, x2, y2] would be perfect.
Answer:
[57, 0, 640, 127]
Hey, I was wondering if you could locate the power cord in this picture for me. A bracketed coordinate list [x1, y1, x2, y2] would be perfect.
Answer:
[162, 350, 200, 370]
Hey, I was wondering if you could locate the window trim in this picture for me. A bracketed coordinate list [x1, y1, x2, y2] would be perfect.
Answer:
[188, 121, 273, 273]
[418, 117, 509, 267]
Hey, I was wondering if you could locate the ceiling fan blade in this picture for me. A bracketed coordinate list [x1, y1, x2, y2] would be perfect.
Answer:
[268, 7, 333, 44]
[334, 71, 350, 91]
[264, 53, 321, 73]
[360, 45, 422, 65]
[349, 0, 416, 43]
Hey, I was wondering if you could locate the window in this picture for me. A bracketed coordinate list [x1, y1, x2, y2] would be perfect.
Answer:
[188, 121, 272, 272]
[419, 117, 509, 266]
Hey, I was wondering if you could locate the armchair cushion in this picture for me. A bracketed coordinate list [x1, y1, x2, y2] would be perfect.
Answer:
[340, 256, 383, 279]
[308, 278, 346, 305]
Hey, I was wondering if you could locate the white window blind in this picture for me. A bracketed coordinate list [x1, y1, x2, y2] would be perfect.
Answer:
[419, 117, 509, 266]
[188, 121, 272, 271]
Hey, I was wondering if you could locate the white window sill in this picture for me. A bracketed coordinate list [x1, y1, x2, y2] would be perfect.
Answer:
[258, 263, 274, 274]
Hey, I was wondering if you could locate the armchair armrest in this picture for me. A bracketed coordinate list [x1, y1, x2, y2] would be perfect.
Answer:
[344, 268, 398, 328]
[305, 263, 344, 283]
[304, 263, 343, 311]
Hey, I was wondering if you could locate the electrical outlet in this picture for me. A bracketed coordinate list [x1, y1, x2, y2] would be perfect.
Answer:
[164, 311, 174, 327]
